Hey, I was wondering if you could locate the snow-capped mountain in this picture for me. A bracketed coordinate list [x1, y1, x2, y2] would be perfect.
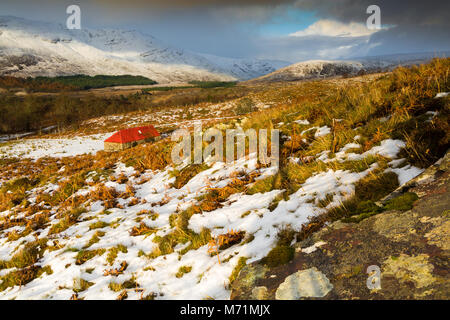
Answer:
[249, 60, 365, 82]
[0, 16, 288, 83]
[249, 52, 449, 82]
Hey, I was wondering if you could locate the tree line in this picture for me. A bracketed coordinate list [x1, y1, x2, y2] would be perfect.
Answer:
[0, 75, 157, 92]
[0, 94, 148, 133]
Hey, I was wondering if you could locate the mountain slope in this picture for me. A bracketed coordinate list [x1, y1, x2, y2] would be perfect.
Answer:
[249, 52, 450, 83]
[249, 60, 365, 82]
[0, 16, 288, 83]
[0, 59, 448, 300]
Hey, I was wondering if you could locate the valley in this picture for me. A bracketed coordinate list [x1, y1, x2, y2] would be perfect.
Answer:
[0, 58, 448, 299]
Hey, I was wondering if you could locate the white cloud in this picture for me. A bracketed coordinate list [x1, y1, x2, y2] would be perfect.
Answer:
[317, 44, 358, 58]
[290, 19, 378, 38]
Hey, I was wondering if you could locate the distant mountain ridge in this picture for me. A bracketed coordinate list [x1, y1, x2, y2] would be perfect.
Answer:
[248, 52, 450, 83]
[0, 16, 288, 83]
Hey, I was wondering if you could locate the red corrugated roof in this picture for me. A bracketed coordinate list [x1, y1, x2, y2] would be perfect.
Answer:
[104, 125, 160, 144]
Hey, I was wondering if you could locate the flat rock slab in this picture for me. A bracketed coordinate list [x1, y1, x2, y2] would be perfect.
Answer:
[275, 267, 333, 299]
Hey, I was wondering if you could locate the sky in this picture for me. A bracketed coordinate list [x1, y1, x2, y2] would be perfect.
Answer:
[0, 0, 449, 62]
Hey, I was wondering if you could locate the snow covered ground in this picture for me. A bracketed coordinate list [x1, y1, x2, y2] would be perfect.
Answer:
[0, 133, 111, 159]
[0, 134, 424, 299]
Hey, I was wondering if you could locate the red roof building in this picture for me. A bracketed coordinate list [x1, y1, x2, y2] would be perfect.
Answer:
[104, 125, 160, 151]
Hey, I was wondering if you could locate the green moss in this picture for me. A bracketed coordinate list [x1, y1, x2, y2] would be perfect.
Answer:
[384, 192, 419, 211]
[337, 192, 419, 224]
[229, 257, 248, 283]
[262, 245, 294, 268]
[342, 211, 379, 223]
[342, 200, 384, 223]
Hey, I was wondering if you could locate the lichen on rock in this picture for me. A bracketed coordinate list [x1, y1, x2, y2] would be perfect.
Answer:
[275, 267, 333, 300]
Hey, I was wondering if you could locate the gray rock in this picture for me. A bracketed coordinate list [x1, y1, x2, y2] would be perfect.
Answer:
[275, 267, 333, 300]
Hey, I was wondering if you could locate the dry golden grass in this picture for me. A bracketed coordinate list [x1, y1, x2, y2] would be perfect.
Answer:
[0, 59, 448, 284]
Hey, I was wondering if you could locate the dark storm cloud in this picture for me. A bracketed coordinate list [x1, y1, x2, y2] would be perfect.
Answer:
[0, 0, 448, 61]
[87, 0, 450, 27]
[92, 0, 295, 8]
[294, 0, 450, 26]
[5, 0, 295, 13]
[291, 0, 450, 59]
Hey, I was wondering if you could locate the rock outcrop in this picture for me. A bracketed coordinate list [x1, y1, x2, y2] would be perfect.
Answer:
[231, 151, 450, 300]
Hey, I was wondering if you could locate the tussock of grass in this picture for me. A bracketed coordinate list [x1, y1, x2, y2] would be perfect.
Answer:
[354, 171, 399, 202]
[246, 175, 277, 195]
[328, 171, 399, 221]
[0, 238, 52, 292]
[0, 177, 39, 211]
[234, 97, 257, 115]
[151, 226, 211, 258]
[73, 278, 94, 293]
[48, 207, 87, 235]
[129, 222, 158, 237]
[7, 212, 50, 242]
[0, 265, 53, 292]
[175, 265, 192, 278]
[106, 245, 128, 265]
[83, 231, 105, 249]
[75, 249, 106, 265]
[89, 221, 110, 230]
[171, 164, 210, 189]
[0, 238, 48, 270]
[109, 277, 138, 292]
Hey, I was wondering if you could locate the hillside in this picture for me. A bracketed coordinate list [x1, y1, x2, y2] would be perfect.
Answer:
[0, 59, 448, 300]
[0, 16, 288, 83]
[249, 52, 450, 83]
[231, 151, 450, 299]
